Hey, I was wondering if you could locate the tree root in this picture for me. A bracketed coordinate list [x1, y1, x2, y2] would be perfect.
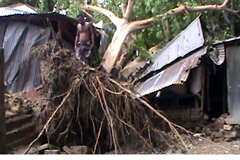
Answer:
[24, 90, 72, 154]
[27, 42, 193, 154]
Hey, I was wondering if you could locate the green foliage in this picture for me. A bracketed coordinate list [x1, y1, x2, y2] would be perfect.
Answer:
[92, 49, 104, 67]
[66, 0, 82, 18]
[129, 0, 240, 59]
[187, 143, 196, 150]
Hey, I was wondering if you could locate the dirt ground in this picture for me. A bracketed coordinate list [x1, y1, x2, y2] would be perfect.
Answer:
[187, 137, 240, 154]
[11, 135, 240, 154]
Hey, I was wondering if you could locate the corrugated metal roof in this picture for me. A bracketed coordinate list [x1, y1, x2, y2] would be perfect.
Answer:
[0, 4, 37, 17]
[0, 12, 79, 48]
[0, 7, 27, 16]
[8, 3, 37, 13]
[144, 16, 205, 75]
[136, 46, 208, 97]
[0, 4, 77, 26]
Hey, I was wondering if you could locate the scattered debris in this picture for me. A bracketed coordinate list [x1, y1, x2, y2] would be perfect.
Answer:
[193, 133, 202, 137]
[44, 150, 61, 154]
[62, 146, 71, 154]
[70, 146, 92, 154]
[37, 144, 50, 154]
[223, 125, 233, 131]
[5, 93, 33, 117]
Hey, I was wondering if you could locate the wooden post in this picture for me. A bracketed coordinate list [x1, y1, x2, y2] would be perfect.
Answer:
[0, 48, 6, 154]
[200, 65, 206, 118]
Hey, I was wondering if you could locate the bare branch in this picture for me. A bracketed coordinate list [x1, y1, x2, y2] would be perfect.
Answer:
[121, 0, 127, 17]
[222, 0, 231, 6]
[82, 10, 94, 20]
[129, 0, 238, 32]
[80, 4, 124, 28]
[124, 0, 135, 20]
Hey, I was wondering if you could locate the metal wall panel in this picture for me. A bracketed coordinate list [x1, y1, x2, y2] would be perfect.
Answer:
[3, 22, 27, 85]
[226, 46, 240, 124]
[0, 22, 7, 48]
[1, 21, 50, 93]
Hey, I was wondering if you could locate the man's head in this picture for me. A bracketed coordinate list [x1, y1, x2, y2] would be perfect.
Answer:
[77, 14, 85, 25]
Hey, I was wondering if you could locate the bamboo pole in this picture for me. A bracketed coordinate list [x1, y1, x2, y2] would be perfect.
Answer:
[0, 48, 6, 154]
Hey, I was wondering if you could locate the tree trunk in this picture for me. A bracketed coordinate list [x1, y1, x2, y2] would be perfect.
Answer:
[116, 33, 136, 68]
[119, 56, 147, 82]
[100, 23, 130, 73]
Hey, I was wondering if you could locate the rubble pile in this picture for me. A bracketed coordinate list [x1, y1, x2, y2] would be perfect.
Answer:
[5, 92, 34, 117]
[201, 114, 240, 142]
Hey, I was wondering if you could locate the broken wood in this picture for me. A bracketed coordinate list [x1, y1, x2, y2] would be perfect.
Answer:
[44, 150, 60, 154]
[37, 144, 50, 152]
[0, 48, 6, 154]
[63, 146, 71, 154]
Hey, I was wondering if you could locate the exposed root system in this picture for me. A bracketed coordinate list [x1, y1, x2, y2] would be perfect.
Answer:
[25, 40, 186, 154]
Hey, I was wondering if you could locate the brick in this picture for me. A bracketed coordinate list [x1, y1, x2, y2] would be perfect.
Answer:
[211, 131, 224, 138]
[223, 125, 233, 131]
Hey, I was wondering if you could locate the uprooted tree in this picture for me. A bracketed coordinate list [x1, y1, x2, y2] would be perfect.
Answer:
[79, 0, 240, 77]
[25, 40, 188, 154]
[1, 0, 239, 154]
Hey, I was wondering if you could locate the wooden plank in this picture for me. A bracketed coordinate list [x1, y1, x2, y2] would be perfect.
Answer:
[0, 48, 6, 153]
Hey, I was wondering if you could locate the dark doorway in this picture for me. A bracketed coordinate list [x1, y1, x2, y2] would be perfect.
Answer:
[207, 61, 227, 118]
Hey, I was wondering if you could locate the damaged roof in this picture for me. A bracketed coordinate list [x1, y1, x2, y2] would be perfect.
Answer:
[136, 46, 208, 97]
[213, 36, 240, 46]
[0, 4, 75, 93]
[144, 16, 205, 76]
[135, 16, 207, 97]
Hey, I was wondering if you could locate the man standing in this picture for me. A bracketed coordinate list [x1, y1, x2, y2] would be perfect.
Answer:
[74, 14, 95, 66]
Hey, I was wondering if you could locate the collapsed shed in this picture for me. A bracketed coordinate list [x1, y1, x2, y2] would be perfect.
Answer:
[0, 3, 108, 95]
[135, 15, 240, 124]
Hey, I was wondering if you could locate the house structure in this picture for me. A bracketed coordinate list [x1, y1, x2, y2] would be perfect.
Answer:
[134, 15, 240, 124]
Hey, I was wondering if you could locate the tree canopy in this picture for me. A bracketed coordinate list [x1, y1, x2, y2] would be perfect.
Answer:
[2, 0, 239, 53]
[92, 0, 240, 55]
